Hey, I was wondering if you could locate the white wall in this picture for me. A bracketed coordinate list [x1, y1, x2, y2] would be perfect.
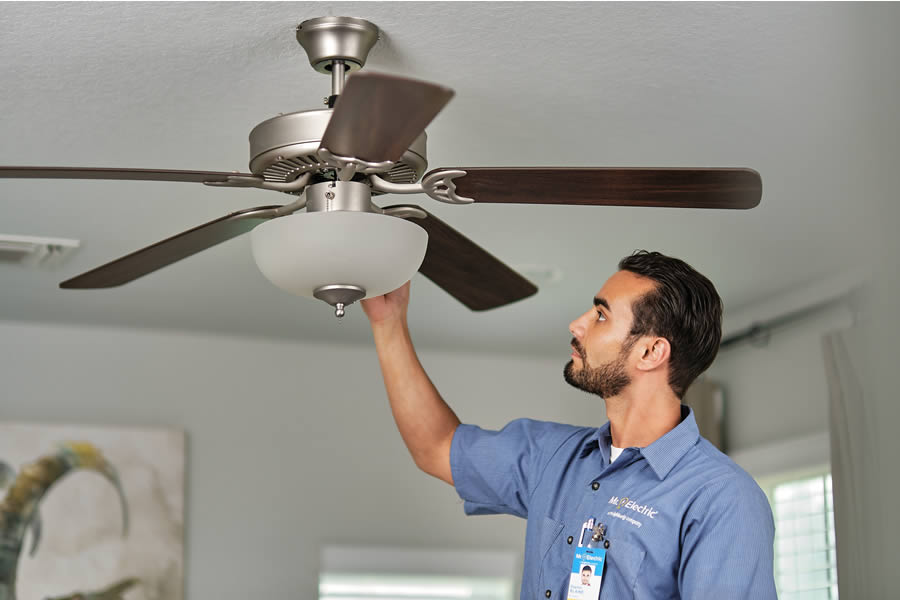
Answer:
[0, 320, 598, 599]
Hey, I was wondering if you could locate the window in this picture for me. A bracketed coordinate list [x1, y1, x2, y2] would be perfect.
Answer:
[319, 573, 513, 600]
[319, 546, 517, 600]
[758, 469, 838, 600]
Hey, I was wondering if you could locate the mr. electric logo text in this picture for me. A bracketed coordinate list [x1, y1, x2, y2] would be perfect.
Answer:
[608, 496, 658, 519]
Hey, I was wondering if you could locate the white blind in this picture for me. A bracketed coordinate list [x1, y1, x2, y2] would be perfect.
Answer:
[319, 573, 513, 600]
[772, 474, 838, 600]
[319, 546, 516, 600]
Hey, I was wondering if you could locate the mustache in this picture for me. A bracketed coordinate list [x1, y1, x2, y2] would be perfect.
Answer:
[570, 337, 585, 358]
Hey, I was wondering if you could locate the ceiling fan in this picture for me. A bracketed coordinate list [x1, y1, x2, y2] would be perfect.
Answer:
[0, 16, 762, 318]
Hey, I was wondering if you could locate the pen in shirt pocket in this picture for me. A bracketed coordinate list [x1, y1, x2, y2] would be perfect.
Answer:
[579, 518, 595, 547]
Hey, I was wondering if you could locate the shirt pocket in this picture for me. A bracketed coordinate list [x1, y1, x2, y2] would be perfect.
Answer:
[605, 537, 646, 598]
[537, 516, 567, 595]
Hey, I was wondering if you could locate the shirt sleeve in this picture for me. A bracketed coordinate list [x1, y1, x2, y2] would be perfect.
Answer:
[678, 474, 778, 598]
[450, 419, 581, 519]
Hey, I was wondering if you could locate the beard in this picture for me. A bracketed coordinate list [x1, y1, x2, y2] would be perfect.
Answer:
[564, 339, 633, 398]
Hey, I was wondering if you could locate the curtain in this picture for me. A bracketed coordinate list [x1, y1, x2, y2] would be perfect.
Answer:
[823, 301, 899, 597]
[684, 378, 725, 452]
[823, 330, 871, 597]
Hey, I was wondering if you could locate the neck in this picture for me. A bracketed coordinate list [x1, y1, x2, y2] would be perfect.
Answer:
[605, 380, 681, 448]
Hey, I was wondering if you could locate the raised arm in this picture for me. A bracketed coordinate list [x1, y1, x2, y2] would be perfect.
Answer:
[361, 281, 460, 485]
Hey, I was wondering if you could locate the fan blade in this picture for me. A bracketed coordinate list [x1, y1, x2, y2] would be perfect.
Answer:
[384, 204, 537, 311]
[0, 166, 253, 183]
[320, 72, 454, 163]
[60, 205, 282, 289]
[426, 167, 762, 209]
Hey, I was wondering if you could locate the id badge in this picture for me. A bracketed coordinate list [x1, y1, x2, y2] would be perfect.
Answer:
[566, 546, 605, 600]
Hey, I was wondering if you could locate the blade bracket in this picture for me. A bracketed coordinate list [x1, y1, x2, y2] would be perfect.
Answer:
[422, 169, 472, 205]
[369, 170, 473, 205]
[317, 148, 395, 180]
[382, 205, 427, 220]
[203, 172, 312, 194]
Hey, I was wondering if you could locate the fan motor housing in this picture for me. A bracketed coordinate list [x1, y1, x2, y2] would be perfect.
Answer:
[248, 109, 427, 185]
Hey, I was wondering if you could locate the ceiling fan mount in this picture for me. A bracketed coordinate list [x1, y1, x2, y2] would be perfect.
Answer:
[0, 15, 763, 319]
[295, 16, 379, 75]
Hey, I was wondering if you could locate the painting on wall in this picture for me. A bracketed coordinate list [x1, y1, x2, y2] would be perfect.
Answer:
[0, 423, 184, 600]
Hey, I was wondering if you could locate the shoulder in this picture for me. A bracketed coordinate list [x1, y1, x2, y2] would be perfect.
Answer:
[505, 418, 592, 447]
[682, 438, 773, 522]
[455, 418, 593, 454]
[674, 442, 777, 596]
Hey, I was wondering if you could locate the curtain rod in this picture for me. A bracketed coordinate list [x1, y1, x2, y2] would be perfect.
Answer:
[719, 295, 849, 351]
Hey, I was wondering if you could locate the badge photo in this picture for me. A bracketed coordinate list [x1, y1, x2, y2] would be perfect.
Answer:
[567, 548, 605, 600]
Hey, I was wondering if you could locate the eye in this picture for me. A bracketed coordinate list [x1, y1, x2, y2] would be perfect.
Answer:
[596, 310, 606, 322]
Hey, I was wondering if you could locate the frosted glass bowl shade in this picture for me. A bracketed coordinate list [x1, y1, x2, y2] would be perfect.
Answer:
[251, 211, 428, 298]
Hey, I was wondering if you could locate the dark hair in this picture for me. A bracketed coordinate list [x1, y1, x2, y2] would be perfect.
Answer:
[618, 250, 723, 398]
[581, 566, 592, 574]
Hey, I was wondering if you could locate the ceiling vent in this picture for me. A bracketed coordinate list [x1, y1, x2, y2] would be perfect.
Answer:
[0, 234, 80, 267]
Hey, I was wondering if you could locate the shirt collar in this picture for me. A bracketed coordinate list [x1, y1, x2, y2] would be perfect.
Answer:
[580, 405, 700, 480]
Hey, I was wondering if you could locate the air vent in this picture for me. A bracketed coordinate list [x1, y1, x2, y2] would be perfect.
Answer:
[0, 234, 80, 266]
[262, 156, 424, 186]
[262, 153, 326, 182]
[385, 161, 418, 185]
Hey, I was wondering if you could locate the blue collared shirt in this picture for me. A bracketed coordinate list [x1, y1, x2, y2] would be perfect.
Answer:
[450, 406, 776, 599]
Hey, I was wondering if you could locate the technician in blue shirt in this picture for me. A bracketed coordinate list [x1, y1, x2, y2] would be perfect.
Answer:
[362, 250, 777, 599]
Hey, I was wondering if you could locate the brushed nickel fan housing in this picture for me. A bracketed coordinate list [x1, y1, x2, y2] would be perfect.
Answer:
[248, 110, 427, 185]
[249, 16, 427, 187]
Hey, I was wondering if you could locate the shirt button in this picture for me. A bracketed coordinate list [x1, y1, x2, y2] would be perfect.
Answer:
[591, 482, 599, 490]
[545, 590, 552, 598]
[567, 535, 574, 544]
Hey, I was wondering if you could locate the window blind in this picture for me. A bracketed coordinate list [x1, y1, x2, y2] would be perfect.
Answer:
[772, 474, 838, 600]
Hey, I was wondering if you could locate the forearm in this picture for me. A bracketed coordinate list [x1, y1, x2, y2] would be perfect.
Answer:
[371, 318, 460, 484]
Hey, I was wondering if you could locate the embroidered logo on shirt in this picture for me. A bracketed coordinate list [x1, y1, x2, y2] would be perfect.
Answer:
[608, 496, 658, 519]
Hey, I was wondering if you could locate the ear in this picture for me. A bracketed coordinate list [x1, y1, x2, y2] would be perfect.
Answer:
[634, 336, 670, 372]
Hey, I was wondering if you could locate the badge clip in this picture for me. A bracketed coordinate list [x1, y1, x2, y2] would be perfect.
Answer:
[588, 522, 610, 549]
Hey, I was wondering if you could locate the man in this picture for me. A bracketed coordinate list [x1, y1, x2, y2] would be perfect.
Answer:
[361, 250, 776, 599]
[580, 565, 593, 586]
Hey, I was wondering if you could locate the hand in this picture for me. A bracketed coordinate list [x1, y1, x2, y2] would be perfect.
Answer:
[361, 280, 411, 326]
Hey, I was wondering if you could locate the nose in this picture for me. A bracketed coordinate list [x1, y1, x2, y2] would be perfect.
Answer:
[569, 309, 591, 339]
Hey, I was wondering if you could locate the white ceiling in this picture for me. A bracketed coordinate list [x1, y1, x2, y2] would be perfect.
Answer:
[1, 2, 895, 357]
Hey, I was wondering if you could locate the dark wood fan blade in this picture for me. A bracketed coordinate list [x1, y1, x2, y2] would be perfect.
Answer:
[0, 166, 254, 183]
[60, 205, 282, 289]
[320, 72, 454, 164]
[427, 167, 762, 209]
[384, 204, 537, 311]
